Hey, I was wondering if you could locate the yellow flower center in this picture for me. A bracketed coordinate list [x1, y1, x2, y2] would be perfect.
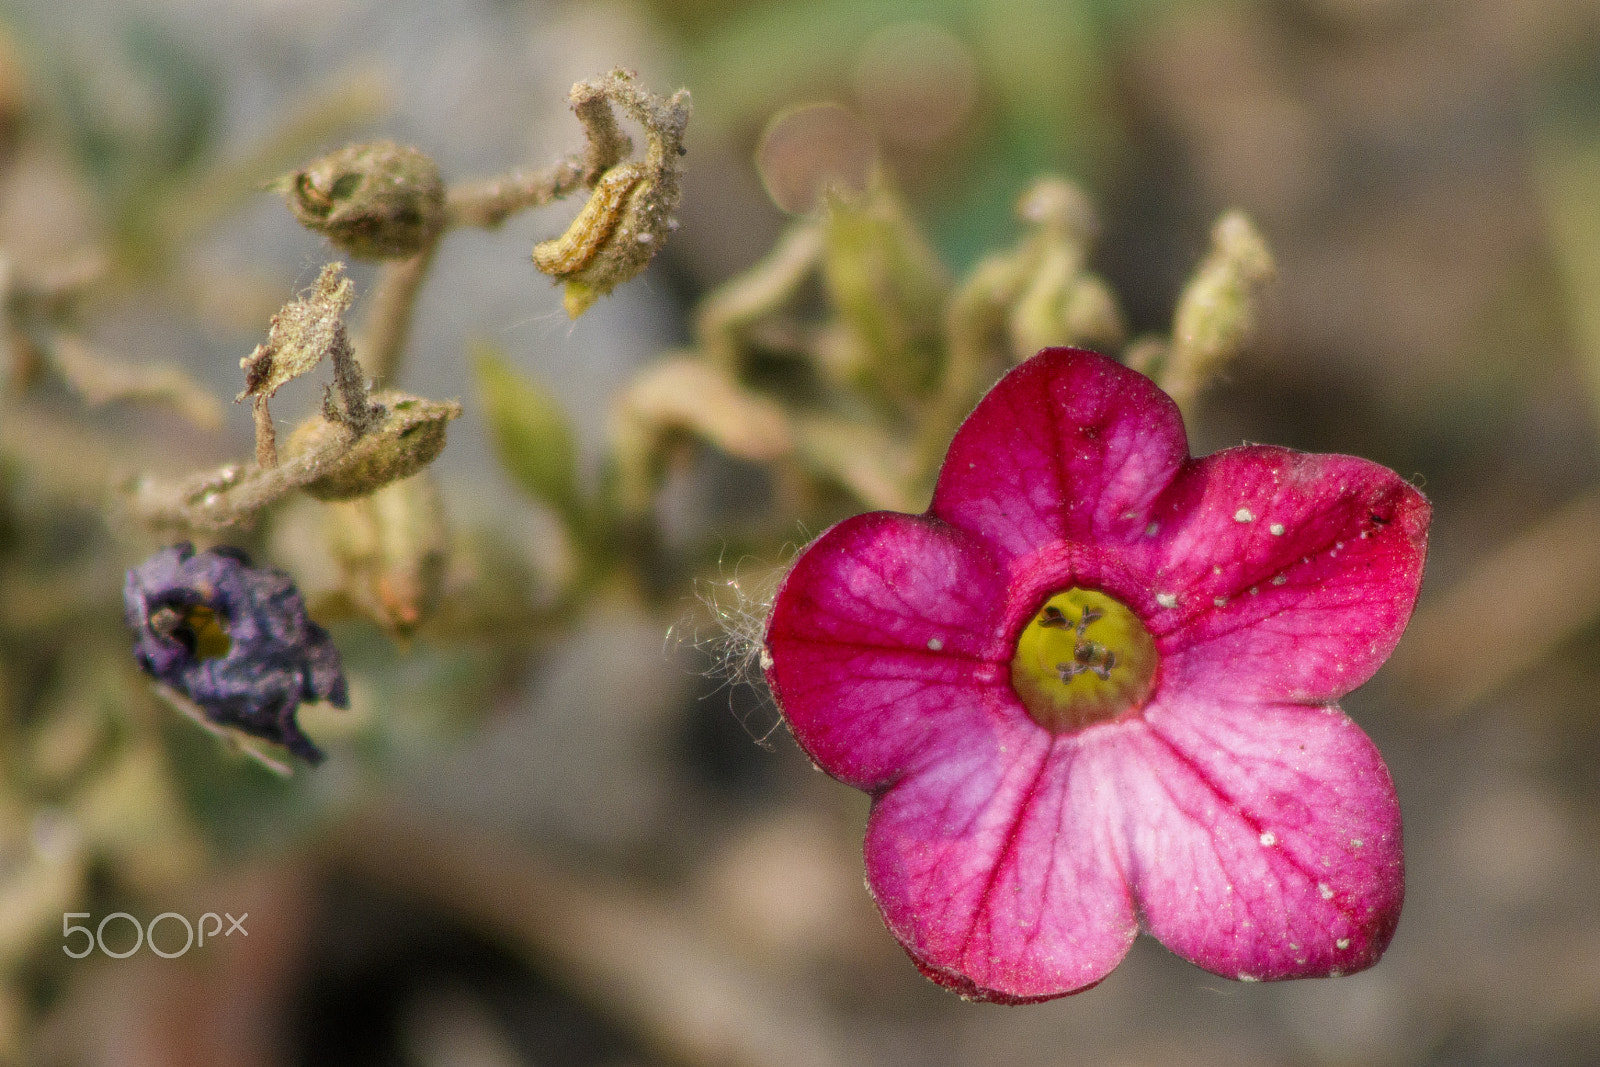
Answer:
[154, 604, 232, 661]
[1009, 588, 1157, 732]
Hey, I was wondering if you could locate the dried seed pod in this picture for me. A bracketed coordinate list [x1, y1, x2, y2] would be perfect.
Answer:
[280, 142, 445, 259]
[287, 390, 461, 501]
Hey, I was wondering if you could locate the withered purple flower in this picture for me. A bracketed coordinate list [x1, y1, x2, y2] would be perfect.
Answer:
[124, 543, 347, 764]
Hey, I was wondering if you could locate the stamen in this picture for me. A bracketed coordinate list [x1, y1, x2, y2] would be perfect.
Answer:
[1012, 588, 1157, 733]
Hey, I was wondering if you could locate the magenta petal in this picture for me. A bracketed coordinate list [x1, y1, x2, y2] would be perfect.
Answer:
[1120, 697, 1403, 981]
[765, 511, 1012, 789]
[865, 729, 1138, 1002]
[762, 348, 1428, 999]
[931, 348, 1188, 563]
[1147, 447, 1429, 703]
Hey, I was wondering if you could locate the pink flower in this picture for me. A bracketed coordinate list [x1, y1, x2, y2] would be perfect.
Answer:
[762, 348, 1429, 1002]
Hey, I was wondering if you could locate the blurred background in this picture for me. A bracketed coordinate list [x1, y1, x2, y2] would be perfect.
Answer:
[1, 0, 1598, 1064]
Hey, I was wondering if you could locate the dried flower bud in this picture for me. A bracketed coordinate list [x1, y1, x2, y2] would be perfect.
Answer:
[279, 142, 445, 259]
[124, 543, 347, 764]
[1163, 210, 1276, 411]
[1004, 177, 1123, 358]
[531, 71, 691, 318]
[1016, 177, 1097, 240]
[287, 389, 461, 502]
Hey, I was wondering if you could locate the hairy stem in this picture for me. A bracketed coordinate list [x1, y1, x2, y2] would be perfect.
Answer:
[695, 222, 823, 372]
[357, 240, 439, 385]
[445, 157, 591, 230]
[251, 398, 278, 469]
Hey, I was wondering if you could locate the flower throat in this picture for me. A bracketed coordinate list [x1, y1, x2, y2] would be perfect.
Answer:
[1010, 588, 1157, 732]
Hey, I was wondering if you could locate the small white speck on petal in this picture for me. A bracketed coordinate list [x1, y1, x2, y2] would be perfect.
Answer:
[1145, 521, 1160, 536]
[1234, 508, 1254, 523]
[1238, 973, 1260, 983]
[1269, 523, 1285, 536]
[1319, 883, 1334, 900]
[1271, 575, 1288, 586]
[1351, 838, 1364, 848]
[1259, 831, 1277, 846]
[926, 637, 944, 652]
[759, 648, 774, 670]
[1214, 597, 1228, 608]
[1212, 564, 1222, 575]
[1156, 592, 1177, 608]
[1336, 938, 1350, 950]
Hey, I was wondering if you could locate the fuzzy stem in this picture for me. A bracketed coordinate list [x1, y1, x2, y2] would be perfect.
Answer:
[571, 80, 633, 182]
[357, 240, 439, 385]
[445, 157, 591, 230]
[252, 398, 278, 469]
[152, 683, 294, 777]
[129, 424, 350, 530]
[695, 221, 823, 372]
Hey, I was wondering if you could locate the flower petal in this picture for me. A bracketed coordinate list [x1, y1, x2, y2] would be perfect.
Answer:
[1145, 447, 1429, 703]
[931, 348, 1188, 562]
[765, 511, 1011, 789]
[865, 728, 1138, 1002]
[1117, 697, 1403, 981]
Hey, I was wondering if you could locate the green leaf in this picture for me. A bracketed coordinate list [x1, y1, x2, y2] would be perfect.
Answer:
[471, 344, 583, 532]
